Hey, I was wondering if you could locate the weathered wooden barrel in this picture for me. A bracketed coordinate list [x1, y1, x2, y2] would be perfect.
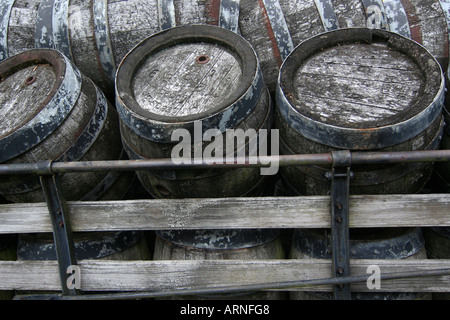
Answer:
[239, 0, 450, 93]
[116, 24, 272, 199]
[276, 28, 445, 196]
[153, 229, 286, 300]
[432, 104, 450, 191]
[0, 48, 131, 203]
[0, 0, 244, 98]
[0, 235, 16, 300]
[290, 228, 431, 300]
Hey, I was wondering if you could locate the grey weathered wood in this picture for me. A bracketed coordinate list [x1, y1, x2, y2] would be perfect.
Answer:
[1, 194, 450, 234]
[292, 43, 425, 129]
[0, 51, 128, 202]
[1, 259, 450, 292]
[0, 64, 56, 137]
[132, 43, 242, 117]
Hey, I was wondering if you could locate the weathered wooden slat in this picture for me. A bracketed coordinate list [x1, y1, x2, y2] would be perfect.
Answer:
[1, 259, 450, 292]
[1, 194, 450, 234]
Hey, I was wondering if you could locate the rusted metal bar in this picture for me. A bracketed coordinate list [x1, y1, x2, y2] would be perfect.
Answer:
[0, 150, 449, 175]
[13, 267, 450, 300]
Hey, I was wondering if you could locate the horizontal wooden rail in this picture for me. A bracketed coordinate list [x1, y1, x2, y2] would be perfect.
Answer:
[1, 194, 450, 233]
[1, 259, 450, 293]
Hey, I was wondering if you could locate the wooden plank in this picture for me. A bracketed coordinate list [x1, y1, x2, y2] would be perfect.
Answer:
[0, 194, 450, 233]
[1, 259, 450, 292]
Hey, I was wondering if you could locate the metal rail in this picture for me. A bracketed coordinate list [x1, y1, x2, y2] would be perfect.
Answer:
[0, 149, 449, 175]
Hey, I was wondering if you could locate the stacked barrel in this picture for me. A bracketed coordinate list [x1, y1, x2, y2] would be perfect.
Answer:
[0, 0, 449, 300]
[0, 48, 151, 296]
[115, 24, 285, 300]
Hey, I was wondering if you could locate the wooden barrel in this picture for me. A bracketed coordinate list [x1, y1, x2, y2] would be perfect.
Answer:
[290, 227, 431, 300]
[17, 231, 150, 261]
[153, 229, 286, 300]
[0, 235, 16, 300]
[116, 24, 273, 199]
[276, 28, 445, 196]
[0, 48, 131, 203]
[239, 0, 450, 93]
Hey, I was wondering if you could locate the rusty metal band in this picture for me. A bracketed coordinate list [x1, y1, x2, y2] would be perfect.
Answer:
[116, 25, 265, 143]
[292, 228, 425, 260]
[35, 0, 73, 60]
[313, 0, 339, 31]
[79, 150, 126, 201]
[361, 0, 389, 30]
[0, 0, 15, 61]
[0, 53, 82, 163]
[93, 0, 116, 82]
[439, 0, 450, 74]
[158, 0, 176, 30]
[260, 0, 294, 61]
[219, 0, 240, 33]
[383, 0, 411, 38]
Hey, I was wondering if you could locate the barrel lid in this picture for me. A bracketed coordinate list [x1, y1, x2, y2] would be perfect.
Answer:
[116, 24, 264, 143]
[0, 49, 82, 162]
[277, 28, 445, 150]
[156, 229, 280, 250]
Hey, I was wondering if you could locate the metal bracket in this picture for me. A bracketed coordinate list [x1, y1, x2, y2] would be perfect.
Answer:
[328, 151, 352, 300]
[38, 161, 78, 296]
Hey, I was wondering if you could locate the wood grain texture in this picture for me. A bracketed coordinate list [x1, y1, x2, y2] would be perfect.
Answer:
[1, 259, 450, 292]
[292, 43, 425, 129]
[1, 194, 450, 234]
[132, 43, 242, 117]
[239, 0, 449, 93]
